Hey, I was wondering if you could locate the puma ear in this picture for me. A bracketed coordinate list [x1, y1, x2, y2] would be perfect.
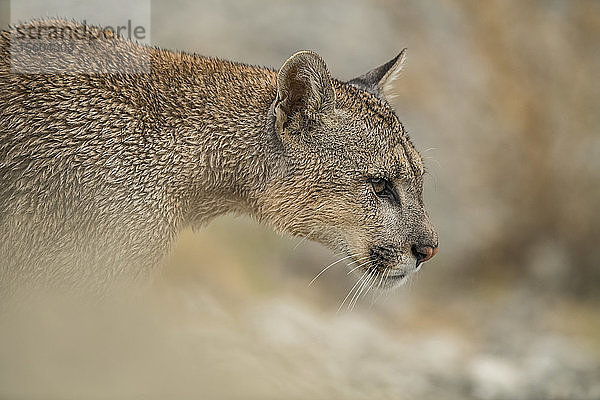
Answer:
[274, 51, 335, 134]
[348, 49, 407, 102]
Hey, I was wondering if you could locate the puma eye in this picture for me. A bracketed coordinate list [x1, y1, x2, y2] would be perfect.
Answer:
[367, 177, 396, 201]
[369, 178, 386, 195]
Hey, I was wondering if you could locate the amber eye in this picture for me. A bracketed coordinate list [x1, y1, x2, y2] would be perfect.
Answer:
[369, 178, 387, 195]
[367, 177, 398, 203]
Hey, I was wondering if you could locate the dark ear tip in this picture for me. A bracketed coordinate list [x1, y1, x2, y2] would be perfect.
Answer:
[400, 47, 408, 57]
[347, 49, 407, 98]
[392, 48, 407, 65]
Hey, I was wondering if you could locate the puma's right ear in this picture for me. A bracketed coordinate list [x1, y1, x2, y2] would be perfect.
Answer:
[348, 49, 407, 102]
[274, 51, 335, 134]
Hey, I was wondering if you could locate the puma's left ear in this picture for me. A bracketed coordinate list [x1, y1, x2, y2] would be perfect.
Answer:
[348, 49, 406, 101]
[273, 51, 335, 135]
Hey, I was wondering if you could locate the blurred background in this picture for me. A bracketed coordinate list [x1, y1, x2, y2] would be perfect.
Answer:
[1, 0, 599, 399]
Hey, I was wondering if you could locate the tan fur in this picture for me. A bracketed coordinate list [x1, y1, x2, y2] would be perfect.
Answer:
[0, 20, 437, 291]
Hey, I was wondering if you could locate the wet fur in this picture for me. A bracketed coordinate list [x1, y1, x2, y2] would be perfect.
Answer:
[0, 20, 437, 290]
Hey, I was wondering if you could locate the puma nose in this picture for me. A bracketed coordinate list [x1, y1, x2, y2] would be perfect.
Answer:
[411, 245, 438, 264]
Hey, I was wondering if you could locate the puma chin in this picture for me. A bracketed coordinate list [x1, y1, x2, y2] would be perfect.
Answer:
[347, 248, 424, 290]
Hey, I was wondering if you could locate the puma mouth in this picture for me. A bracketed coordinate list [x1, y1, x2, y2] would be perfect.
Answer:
[346, 254, 418, 288]
[371, 266, 411, 288]
[382, 271, 408, 282]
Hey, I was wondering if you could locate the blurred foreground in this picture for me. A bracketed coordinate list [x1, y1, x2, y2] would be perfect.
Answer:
[1, 218, 599, 399]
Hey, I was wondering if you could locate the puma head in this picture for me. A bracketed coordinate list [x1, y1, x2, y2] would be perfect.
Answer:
[260, 50, 438, 289]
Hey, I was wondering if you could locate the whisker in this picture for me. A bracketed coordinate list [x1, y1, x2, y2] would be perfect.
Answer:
[377, 267, 386, 289]
[370, 268, 387, 306]
[346, 259, 372, 275]
[371, 268, 390, 307]
[337, 271, 368, 312]
[350, 269, 376, 311]
[348, 273, 368, 311]
[308, 253, 359, 287]
[362, 270, 379, 306]
[365, 271, 381, 308]
[346, 255, 370, 267]
[352, 268, 377, 310]
[292, 232, 312, 252]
